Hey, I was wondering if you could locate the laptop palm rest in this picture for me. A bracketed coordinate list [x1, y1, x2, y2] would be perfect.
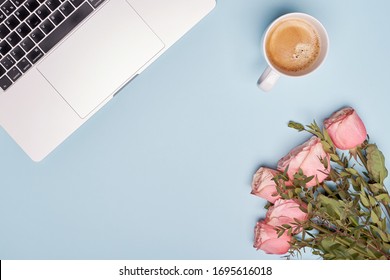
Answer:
[37, 0, 164, 119]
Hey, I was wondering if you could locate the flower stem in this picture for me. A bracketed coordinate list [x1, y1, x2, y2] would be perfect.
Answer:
[356, 148, 369, 173]
[308, 221, 373, 259]
[356, 147, 390, 221]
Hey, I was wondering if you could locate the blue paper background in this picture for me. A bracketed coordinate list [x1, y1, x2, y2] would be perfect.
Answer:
[1, 0, 389, 259]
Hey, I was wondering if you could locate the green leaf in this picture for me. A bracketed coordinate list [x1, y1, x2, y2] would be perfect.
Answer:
[373, 206, 382, 219]
[345, 168, 358, 176]
[323, 128, 334, 147]
[349, 216, 359, 227]
[307, 202, 313, 213]
[330, 154, 340, 162]
[366, 247, 378, 259]
[369, 183, 385, 194]
[321, 140, 333, 154]
[322, 183, 333, 195]
[277, 228, 286, 238]
[370, 225, 389, 242]
[288, 121, 305, 132]
[320, 155, 329, 169]
[370, 211, 380, 225]
[299, 206, 308, 214]
[366, 144, 388, 184]
[317, 194, 343, 218]
[359, 193, 370, 208]
[304, 175, 315, 184]
[375, 193, 390, 203]
[369, 195, 377, 206]
[281, 165, 290, 181]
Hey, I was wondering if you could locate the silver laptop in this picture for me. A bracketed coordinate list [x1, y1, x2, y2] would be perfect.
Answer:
[0, 0, 216, 161]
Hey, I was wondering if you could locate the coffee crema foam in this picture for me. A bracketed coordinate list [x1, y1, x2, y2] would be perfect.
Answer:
[266, 18, 320, 73]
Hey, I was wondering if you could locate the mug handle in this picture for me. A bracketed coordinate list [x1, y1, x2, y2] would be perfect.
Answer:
[257, 66, 280, 92]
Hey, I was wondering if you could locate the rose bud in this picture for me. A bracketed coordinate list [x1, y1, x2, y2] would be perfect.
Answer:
[277, 136, 330, 187]
[253, 221, 291, 254]
[251, 167, 281, 203]
[266, 199, 308, 233]
[323, 107, 367, 150]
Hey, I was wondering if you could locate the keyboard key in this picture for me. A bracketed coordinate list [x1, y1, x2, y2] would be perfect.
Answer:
[1, 54, 16, 69]
[7, 66, 22, 81]
[16, 22, 31, 37]
[0, 64, 5, 76]
[15, 5, 29, 21]
[17, 57, 31, 72]
[1, 1, 16, 15]
[10, 45, 25, 60]
[20, 37, 34, 52]
[36, 4, 50, 19]
[88, 0, 104, 9]
[39, 18, 54, 34]
[30, 27, 44, 43]
[46, 0, 61, 11]
[40, 2, 92, 52]
[50, 10, 64, 25]
[0, 10, 5, 24]
[59, 1, 74, 16]
[25, 0, 39, 12]
[26, 13, 41, 28]
[0, 23, 10, 39]
[5, 14, 20, 30]
[0, 75, 12, 90]
[6, 31, 22, 46]
[26, 46, 43, 63]
[10, 0, 26, 6]
[0, 40, 11, 55]
[70, 0, 83, 7]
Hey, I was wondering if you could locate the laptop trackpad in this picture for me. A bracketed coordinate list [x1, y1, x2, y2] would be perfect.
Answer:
[38, 0, 164, 118]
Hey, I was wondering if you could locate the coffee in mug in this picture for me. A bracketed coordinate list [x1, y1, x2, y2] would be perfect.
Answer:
[266, 18, 320, 73]
[257, 13, 329, 92]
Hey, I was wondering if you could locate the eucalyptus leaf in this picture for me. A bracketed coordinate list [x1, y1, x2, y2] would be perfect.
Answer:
[318, 194, 344, 219]
[359, 193, 370, 208]
[288, 121, 305, 132]
[345, 168, 358, 176]
[375, 193, 390, 203]
[322, 128, 334, 147]
[330, 154, 341, 162]
[369, 183, 385, 194]
[370, 211, 380, 225]
[366, 144, 388, 184]
[321, 141, 333, 154]
[369, 196, 377, 206]
[264, 116, 390, 260]
[307, 202, 313, 213]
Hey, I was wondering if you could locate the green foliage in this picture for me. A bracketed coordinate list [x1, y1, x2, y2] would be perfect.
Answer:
[274, 120, 390, 260]
[288, 121, 305, 132]
[366, 144, 388, 184]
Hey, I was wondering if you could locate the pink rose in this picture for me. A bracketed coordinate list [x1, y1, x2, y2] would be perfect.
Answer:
[253, 221, 291, 254]
[266, 199, 308, 232]
[323, 107, 367, 150]
[251, 167, 281, 203]
[277, 136, 330, 187]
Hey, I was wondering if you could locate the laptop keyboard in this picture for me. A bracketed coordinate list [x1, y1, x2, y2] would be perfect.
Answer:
[0, 0, 106, 91]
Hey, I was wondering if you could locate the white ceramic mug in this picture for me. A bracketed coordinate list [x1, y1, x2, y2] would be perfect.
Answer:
[257, 13, 329, 92]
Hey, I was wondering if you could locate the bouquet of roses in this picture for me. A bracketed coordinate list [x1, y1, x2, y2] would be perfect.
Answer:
[251, 107, 390, 260]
